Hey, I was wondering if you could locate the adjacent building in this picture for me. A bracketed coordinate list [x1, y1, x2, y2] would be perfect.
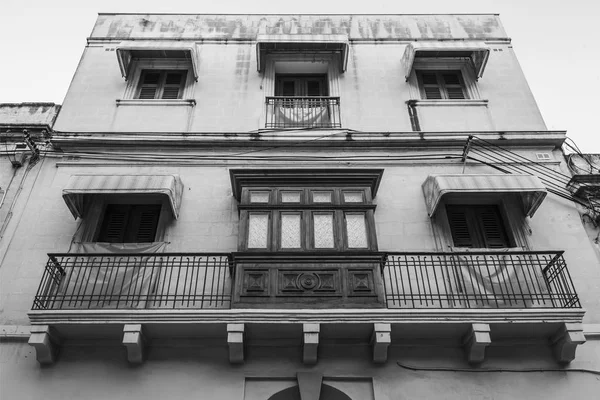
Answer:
[1, 14, 599, 400]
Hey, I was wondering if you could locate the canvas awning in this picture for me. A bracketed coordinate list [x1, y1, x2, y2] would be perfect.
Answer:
[256, 34, 349, 73]
[401, 41, 491, 80]
[116, 41, 199, 81]
[422, 174, 547, 218]
[62, 174, 184, 219]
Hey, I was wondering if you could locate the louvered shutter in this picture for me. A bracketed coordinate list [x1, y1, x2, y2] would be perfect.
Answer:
[161, 71, 187, 99]
[446, 205, 474, 247]
[476, 206, 510, 248]
[97, 205, 130, 242]
[420, 73, 443, 99]
[128, 205, 161, 243]
[442, 73, 466, 100]
[138, 71, 161, 99]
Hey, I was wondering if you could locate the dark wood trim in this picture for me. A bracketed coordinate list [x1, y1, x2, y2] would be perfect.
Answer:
[238, 204, 376, 211]
[229, 169, 384, 201]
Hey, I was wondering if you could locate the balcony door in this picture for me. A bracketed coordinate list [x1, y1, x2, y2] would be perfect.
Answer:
[276, 74, 328, 97]
[268, 74, 338, 128]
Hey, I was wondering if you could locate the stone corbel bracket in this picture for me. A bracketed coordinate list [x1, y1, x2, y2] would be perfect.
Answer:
[371, 323, 391, 363]
[29, 325, 60, 365]
[303, 323, 320, 365]
[462, 323, 491, 364]
[551, 323, 586, 364]
[227, 323, 245, 364]
[122, 324, 147, 364]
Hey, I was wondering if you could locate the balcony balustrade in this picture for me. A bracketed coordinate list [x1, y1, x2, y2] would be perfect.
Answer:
[32, 251, 580, 311]
[265, 96, 341, 129]
[383, 251, 580, 309]
[32, 253, 232, 310]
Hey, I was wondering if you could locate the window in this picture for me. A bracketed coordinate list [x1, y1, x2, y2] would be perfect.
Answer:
[240, 187, 376, 251]
[135, 70, 187, 100]
[96, 204, 161, 243]
[446, 204, 512, 248]
[275, 74, 328, 97]
[416, 70, 467, 100]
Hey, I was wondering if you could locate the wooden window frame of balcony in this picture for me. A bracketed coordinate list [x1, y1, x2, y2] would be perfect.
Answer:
[238, 187, 378, 252]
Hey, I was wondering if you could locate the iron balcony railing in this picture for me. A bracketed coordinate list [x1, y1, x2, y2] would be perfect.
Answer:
[383, 251, 581, 309]
[32, 253, 232, 310]
[32, 250, 581, 311]
[265, 96, 341, 128]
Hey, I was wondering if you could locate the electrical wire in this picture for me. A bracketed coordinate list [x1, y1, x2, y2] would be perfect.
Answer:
[396, 361, 600, 376]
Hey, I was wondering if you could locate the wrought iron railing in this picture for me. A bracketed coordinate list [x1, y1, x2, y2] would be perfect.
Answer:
[382, 251, 581, 309]
[32, 250, 581, 311]
[265, 96, 341, 128]
[32, 253, 232, 310]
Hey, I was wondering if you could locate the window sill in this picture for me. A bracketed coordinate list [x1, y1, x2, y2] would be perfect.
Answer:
[116, 99, 196, 107]
[408, 99, 488, 107]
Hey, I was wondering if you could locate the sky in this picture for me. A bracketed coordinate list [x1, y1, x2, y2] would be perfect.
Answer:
[1, 0, 599, 153]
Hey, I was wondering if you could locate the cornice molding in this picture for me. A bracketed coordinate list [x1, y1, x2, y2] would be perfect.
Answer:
[229, 168, 384, 200]
[50, 130, 567, 151]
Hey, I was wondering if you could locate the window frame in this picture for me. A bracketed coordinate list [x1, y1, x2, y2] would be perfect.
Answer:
[433, 195, 531, 251]
[275, 74, 329, 97]
[408, 58, 481, 101]
[238, 187, 377, 252]
[96, 203, 162, 243]
[121, 58, 195, 101]
[416, 70, 468, 100]
[135, 69, 188, 100]
[445, 204, 513, 248]
[71, 195, 171, 245]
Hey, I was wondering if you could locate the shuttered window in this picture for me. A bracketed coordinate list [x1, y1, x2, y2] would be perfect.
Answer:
[275, 74, 329, 97]
[97, 204, 161, 243]
[136, 70, 187, 100]
[417, 71, 467, 100]
[446, 205, 511, 248]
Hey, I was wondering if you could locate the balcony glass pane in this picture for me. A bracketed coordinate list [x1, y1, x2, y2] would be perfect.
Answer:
[281, 213, 301, 248]
[248, 213, 269, 248]
[312, 191, 332, 203]
[281, 191, 301, 203]
[314, 213, 334, 248]
[343, 191, 363, 203]
[346, 213, 368, 248]
[250, 191, 270, 203]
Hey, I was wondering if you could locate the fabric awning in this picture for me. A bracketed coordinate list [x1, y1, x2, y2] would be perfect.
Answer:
[422, 174, 547, 218]
[62, 174, 184, 219]
[401, 41, 491, 80]
[256, 34, 349, 73]
[116, 41, 199, 81]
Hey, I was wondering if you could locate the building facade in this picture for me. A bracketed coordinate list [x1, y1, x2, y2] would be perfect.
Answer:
[1, 14, 599, 399]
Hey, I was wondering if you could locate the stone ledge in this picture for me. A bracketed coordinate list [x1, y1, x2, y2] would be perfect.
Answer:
[28, 308, 585, 325]
[0, 325, 31, 341]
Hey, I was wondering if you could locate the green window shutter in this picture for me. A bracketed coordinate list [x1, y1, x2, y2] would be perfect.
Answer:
[97, 204, 161, 243]
[161, 71, 187, 99]
[446, 205, 474, 247]
[442, 73, 466, 100]
[476, 206, 510, 248]
[138, 71, 161, 99]
[128, 205, 162, 243]
[420, 73, 443, 99]
[447, 205, 511, 248]
[97, 205, 131, 242]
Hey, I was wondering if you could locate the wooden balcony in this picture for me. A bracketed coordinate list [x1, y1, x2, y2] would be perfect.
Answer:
[265, 96, 341, 129]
